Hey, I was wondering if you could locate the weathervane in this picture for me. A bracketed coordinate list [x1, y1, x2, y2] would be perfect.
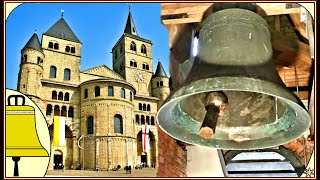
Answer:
[61, 9, 64, 17]
[127, 3, 131, 12]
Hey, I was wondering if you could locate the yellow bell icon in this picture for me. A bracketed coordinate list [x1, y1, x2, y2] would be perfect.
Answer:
[6, 95, 49, 176]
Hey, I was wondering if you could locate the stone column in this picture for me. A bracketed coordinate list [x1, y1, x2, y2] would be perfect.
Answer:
[126, 139, 129, 166]
[108, 139, 111, 170]
[72, 137, 80, 166]
[95, 138, 100, 169]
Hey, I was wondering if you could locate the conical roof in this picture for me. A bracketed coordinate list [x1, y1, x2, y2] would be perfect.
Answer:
[124, 12, 138, 36]
[153, 61, 168, 78]
[22, 33, 43, 53]
[44, 17, 80, 43]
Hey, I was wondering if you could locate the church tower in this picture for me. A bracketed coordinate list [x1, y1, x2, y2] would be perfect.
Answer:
[112, 11, 153, 96]
[41, 15, 82, 84]
[151, 61, 170, 106]
[17, 32, 44, 103]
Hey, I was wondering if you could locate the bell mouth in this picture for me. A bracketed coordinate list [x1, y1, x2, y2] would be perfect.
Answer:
[157, 76, 310, 150]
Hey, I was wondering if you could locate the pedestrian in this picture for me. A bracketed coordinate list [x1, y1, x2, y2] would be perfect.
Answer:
[128, 165, 132, 174]
[62, 164, 65, 172]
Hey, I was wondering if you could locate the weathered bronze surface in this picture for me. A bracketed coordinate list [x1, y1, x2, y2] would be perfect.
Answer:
[157, 8, 311, 150]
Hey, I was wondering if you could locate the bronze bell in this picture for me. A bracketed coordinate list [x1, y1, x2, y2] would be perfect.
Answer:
[157, 7, 311, 150]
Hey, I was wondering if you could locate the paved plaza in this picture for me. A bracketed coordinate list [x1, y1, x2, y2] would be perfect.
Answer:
[45, 168, 158, 177]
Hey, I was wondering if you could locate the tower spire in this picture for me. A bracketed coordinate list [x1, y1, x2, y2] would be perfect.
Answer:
[61, 9, 64, 17]
[124, 5, 138, 36]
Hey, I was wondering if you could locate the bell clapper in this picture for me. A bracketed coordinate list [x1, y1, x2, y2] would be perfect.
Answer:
[199, 92, 228, 139]
[12, 157, 21, 176]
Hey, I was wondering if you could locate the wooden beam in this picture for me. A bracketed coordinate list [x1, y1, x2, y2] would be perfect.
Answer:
[272, 40, 312, 72]
[161, 3, 301, 25]
[289, 13, 308, 39]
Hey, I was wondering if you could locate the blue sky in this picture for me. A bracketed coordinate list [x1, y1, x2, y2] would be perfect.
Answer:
[5, 3, 170, 90]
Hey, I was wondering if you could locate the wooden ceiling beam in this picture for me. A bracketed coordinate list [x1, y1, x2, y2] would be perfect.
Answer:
[289, 13, 308, 39]
[161, 3, 301, 25]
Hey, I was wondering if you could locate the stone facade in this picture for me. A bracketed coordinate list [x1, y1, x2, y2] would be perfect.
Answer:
[17, 12, 169, 170]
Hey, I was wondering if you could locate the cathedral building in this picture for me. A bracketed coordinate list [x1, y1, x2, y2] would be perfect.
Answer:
[17, 11, 170, 170]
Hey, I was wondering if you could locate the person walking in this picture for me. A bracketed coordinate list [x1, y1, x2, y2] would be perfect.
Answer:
[128, 165, 132, 174]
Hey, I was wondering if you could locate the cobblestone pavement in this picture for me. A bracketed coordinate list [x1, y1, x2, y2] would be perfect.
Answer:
[45, 168, 157, 177]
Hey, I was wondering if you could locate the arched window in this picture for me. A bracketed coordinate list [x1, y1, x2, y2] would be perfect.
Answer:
[48, 42, 53, 48]
[54, 43, 59, 50]
[64, 92, 69, 101]
[147, 104, 151, 111]
[143, 104, 146, 111]
[141, 115, 145, 124]
[114, 114, 123, 134]
[84, 89, 88, 99]
[130, 92, 133, 101]
[61, 106, 67, 116]
[71, 47, 76, 53]
[68, 106, 74, 118]
[134, 62, 137, 67]
[52, 91, 57, 100]
[157, 82, 160, 87]
[95, 86, 100, 97]
[46, 104, 52, 115]
[160, 81, 164, 86]
[37, 57, 41, 65]
[64, 68, 71, 80]
[87, 116, 94, 135]
[151, 116, 155, 125]
[146, 116, 150, 124]
[121, 88, 125, 99]
[65, 46, 70, 52]
[139, 103, 142, 110]
[58, 92, 63, 100]
[141, 44, 147, 55]
[146, 64, 149, 70]
[142, 64, 146, 70]
[108, 86, 114, 96]
[54, 105, 60, 116]
[130, 61, 133, 67]
[130, 41, 136, 52]
[135, 114, 140, 124]
[50, 66, 57, 78]
[23, 54, 28, 62]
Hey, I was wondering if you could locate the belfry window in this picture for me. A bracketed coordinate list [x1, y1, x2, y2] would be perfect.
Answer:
[130, 41, 136, 52]
[58, 92, 63, 101]
[50, 66, 57, 78]
[84, 89, 88, 99]
[65, 46, 70, 52]
[64, 68, 71, 80]
[121, 88, 125, 99]
[64, 92, 70, 101]
[114, 114, 123, 134]
[37, 57, 41, 65]
[141, 44, 147, 55]
[108, 86, 114, 96]
[61, 106, 67, 116]
[46, 104, 52, 115]
[71, 47, 76, 53]
[95, 86, 100, 97]
[54, 43, 59, 50]
[48, 42, 53, 48]
[52, 91, 57, 100]
[87, 116, 94, 135]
